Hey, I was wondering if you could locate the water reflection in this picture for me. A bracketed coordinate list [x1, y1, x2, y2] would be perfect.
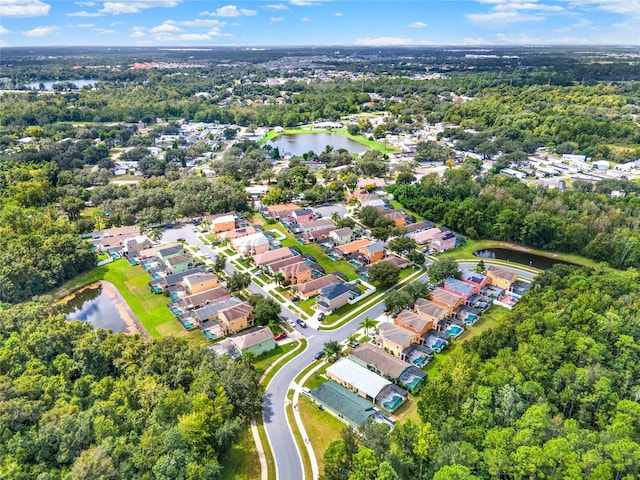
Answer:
[267, 133, 369, 156]
[61, 283, 128, 332]
[474, 248, 580, 270]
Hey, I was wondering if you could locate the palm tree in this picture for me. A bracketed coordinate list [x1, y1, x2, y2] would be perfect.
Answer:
[358, 317, 377, 337]
[148, 228, 162, 243]
[273, 271, 285, 286]
[347, 334, 360, 347]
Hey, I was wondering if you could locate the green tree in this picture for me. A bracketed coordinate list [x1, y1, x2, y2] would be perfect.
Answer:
[214, 255, 226, 273]
[368, 261, 401, 288]
[324, 340, 343, 363]
[358, 317, 377, 337]
[227, 272, 251, 292]
[427, 258, 461, 285]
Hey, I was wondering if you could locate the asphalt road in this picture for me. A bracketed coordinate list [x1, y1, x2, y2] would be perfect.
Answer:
[161, 226, 537, 479]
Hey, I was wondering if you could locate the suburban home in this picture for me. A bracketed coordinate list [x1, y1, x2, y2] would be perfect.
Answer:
[209, 338, 241, 359]
[154, 267, 206, 290]
[357, 177, 386, 190]
[414, 298, 448, 330]
[350, 343, 426, 391]
[385, 255, 410, 269]
[178, 286, 230, 310]
[316, 282, 351, 313]
[266, 256, 306, 275]
[123, 235, 152, 254]
[297, 274, 339, 299]
[229, 326, 275, 357]
[460, 270, 490, 289]
[183, 272, 219, 294]
[326, 358, 408, 412]
[156, 245, 185, 263]
[252, 247, 293, 266]
[267, 203, 300, 220]
[218, 301, 254, 334]
[92, 225, 140, 241]
[360, 241, 386, 264]
[329, 227, 353, 245]
[395, 309, 435, 340]
[382, 210, 406, 227]
[292, 208, 315, 223]
[230, 232, 270, 257]
[376, 322, 418, 359]
[301, 227, 335, 243]
[298, 219, 335, 233]
[165, 253, 195, 274]
[310, 381, 382, 428]
[431, 230, 457, 252]
[359, 194, 386, 208]
[409, 227, 442, 245]
[278, 261, 312, 285]
[338, 239, 372, 257]
[193, 297, 243, 324]
[444, 277, 479, 302]
[208, 213, 237, 233]
[431, 287, 464, 316]
[486, 265, 519, 290]
[220, 226, 257, 241]
[404, 220, 436, 235]
[137, 242, 180, 260]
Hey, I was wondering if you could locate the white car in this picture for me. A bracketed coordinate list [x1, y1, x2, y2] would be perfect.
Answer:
[287, 318, 296, 327]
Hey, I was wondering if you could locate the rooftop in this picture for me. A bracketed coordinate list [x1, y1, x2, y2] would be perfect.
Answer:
[310, 381, 377, 427]
[319, 282, 351, 300]
[230, 326, 273, 350]
[350, 343, 411, 379]
[326, 358, 391, 400]
[297, 274, 339, 295]
[377, 322, 416, 346]
[431, 287, 463, 307]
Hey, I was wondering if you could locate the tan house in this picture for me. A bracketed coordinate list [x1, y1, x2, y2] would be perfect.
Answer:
[376, 322, 417, 358]
[382, 210, 406, 227]
[414, 298, 448, 330]
[431, 287, 464, 316]
[297, 274, 339, 299]
[279, 261, 312, 285]
[218, 301, 254, 334]
[220, 226, 257, 241]
[230, 232, 270, 257]
[253, 247, 293, 266]
[267, 203, 300, 219]
[395, 309, 434, 340]
[179, 286, 231, 311]
[183, 272, 219, 294]
[486, 265, 519, 290]
[138, 242, 180, 259]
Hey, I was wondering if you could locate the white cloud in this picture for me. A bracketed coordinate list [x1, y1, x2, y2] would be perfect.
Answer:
[208, 28, 233, 37]
[93, 27, 116, 34]
[270, 16, 284, 22]
[75, 1, 95, 6]
[67, 11, 105, 17]
[289, 0, 324, 6]
[262, 3, 288, 10]
[100, 1, 180, 15]
[0, 0, 51, 17]
[408, 21, 427, 28]
[300, 16, 310, 21]
[494, 31, 592, 44]
[201, 5, 257, 17]
[150, 23, 181, 33]
[335, 12, 343, 16]
[23, 25, 58, 37]
[130, 26, 146, 37]
[176, 33, 211, 41]
[467, 11, 544, 24]
[0, 25, 13, 34]
[463, 37, 488, 45]
[76, 23, 95, 28]
[468, 0, 566, 25]
[110, 21, 124, 26]
[355, 36, 414, 46]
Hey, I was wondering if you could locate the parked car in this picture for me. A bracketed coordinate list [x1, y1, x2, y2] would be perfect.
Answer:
[274, 332, 287, 341]
[317, 312, 325, 322]
[287, 318, 296, 327]
[314, 350, 325, 360]
[296, 318, 307, 328]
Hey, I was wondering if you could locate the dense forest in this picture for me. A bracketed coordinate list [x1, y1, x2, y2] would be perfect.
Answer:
[0, 299, 263, 479]
[389, 172, 640, 269]
[322, 264, 640, 479]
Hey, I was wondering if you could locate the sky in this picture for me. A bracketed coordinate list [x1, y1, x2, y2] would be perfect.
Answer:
[0, 0, 639, 47]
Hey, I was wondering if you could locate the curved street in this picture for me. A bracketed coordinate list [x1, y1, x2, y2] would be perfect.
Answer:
[162, 225, 538, 480]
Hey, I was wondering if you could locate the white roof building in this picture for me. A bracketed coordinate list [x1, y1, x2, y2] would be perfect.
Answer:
[326, 358, 391, 401]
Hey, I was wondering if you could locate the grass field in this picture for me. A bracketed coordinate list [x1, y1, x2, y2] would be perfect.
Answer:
[389, 199, 424, 222]
[220, 426, 261, 480]
[280, 237, 358, 281]
[253, 342, 298, 376]
[298, 395, 346, 476]
[54, 259, 208, 348]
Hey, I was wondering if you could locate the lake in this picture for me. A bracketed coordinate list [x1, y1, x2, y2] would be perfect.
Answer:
[267, 133, 369, 156]
[24, 79, 99, 91]
[61, 281, 130, 333]
[474, 247, 580, 270]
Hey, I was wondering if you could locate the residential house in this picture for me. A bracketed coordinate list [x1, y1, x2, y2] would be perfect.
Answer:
[91, 225, 140, 245]
[154, 267, 206, 290]
[359, 193, 386, 208]
[414, 298, 448, 330]
[326, 358, 408, 412]
[350, 343, 426, 391]
[298, 219, 335, 233]
[178, 286, 230, 310]
[230, 232, 270, 257]
[486, 265, 519, 290]
[376, 322, 417, 359]
[219, 301, 254, 334]
[301, 227, 335, 243]
[123, 235, 152, 254]
[183, 272, 219, 294]
[382, 210, 406, 227]
[357, 177, 386, 189]
[165, 253, 195, 274]
[310, 381, 381, 428]
[395, 310, 434, 341]
[431, 230, 456, 252]
[252, 247, 293, 266]
[292, 209, 315, 223]
[156, 245, 185, 263]
[220, 226, 257, 241]
[316, 282, 351, 313]
[338, 239, 372, 257]
[267, 203, 300, 220]
[409, 227, 442, 245]
[431, 287, 464, 316]
[193, 297, 243, 324]
[460, 270, 490, 289]
[297, 274, 339, 299]
[360, 241, 386, 264]
[444, 277, 479, 302]
[137, 242, 180, 260]
[404, 220, 436, 235]
[229, 326, 275, 357]
[385, 255, 410, 269]
[266, 256, 305, 275]
[209, 338, 240, 360]
[329, 227, 353, 246]
[208, 213, 237, 233]
[278, 261, 312, 285]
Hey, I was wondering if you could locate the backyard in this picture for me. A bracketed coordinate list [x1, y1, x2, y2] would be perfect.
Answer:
[280, 236, 358, 281]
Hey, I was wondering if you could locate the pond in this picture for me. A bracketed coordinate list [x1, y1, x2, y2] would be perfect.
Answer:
[474, 248, 580, 270]
[24, 79, 99, 91]
[60, 281, 133, 333]
[267, 133, 369, 156]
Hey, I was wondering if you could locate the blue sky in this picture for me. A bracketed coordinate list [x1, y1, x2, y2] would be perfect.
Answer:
[0, 1, 638, 47]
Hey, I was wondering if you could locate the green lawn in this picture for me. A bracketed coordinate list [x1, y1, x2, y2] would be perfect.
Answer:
[220, 426, 261, 480]
[253, 342, 298, 376]
[389, 199, 424, 222]
[286, 391, 314, 480]
[280, 237, 358, 281]
[54, 259, 208, 348]
[295, 297, 316, 316]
